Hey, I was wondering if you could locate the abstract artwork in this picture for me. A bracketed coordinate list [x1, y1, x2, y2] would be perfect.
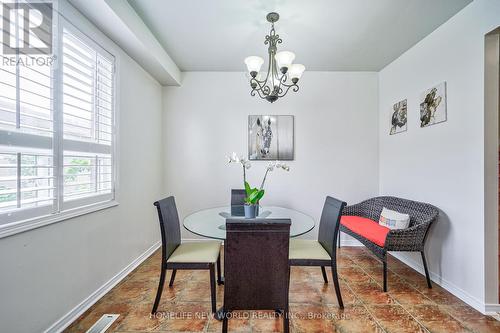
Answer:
[390, 99, 407, 135]
[420, 82, 447, 128]
[248, 115, 294, 160]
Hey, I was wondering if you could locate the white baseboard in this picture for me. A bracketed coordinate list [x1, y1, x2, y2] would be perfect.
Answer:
[390, 252, 492, 314]
[44, 241, 161, 333]
[485, 303, 500, 314]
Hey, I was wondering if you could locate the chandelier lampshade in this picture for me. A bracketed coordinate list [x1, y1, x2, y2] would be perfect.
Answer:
[288, 64, 306, 81]
[244, 12, 305, 103]
[275, 51, 295, 72]
[244, 56, 264, 75]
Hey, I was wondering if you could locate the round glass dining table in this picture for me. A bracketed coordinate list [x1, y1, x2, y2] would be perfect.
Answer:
[183, 206, 315, 240]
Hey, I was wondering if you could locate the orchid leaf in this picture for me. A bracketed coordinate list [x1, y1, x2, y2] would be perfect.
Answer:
[244, 181, 252, 196]
[248, 190, 260, 203]
[245, 188, 265, 205]
[255, 189, 265, 202]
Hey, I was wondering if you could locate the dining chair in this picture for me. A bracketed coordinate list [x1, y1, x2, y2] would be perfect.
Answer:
[151, 196, 223, 315]
[289, 196, 346, 308]
[221, 218, 291, 333]
[230, 189, 246, 216]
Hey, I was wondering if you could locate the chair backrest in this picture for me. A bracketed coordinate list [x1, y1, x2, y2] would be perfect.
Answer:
[355, 196, 439, 228]
[153, 196, 181, 261]
[318, 196, 347, 258]
[224, 218, 291, 311]
[230, 189, 246, 216]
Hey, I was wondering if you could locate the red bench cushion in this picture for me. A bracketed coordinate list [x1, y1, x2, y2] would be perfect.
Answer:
[341, 215, 390, 247]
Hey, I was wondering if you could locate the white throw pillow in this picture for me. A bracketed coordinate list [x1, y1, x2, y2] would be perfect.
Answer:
[379, 207, 410, 230]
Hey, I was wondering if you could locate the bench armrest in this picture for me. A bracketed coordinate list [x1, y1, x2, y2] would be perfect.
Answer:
[384, 221, 432, 251]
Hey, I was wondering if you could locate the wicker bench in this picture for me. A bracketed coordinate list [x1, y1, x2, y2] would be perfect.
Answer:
[339, 196, 439, 291]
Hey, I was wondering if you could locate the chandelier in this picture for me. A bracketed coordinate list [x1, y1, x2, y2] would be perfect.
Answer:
[244, 12, 305, 103]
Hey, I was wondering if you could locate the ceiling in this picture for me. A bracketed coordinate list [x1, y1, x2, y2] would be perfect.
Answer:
[128, 0, 471, 72]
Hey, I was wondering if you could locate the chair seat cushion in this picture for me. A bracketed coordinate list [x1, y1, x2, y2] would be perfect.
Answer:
[167, 241, 221, 263]
[289, 239, 331, 261]
[341, 216, 390, 247]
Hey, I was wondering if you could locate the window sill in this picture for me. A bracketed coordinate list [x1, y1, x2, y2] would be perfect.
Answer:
[0, 200, 119, 239]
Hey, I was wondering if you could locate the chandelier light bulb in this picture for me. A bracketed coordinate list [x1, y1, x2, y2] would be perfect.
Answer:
[244, 56, 264, 77]
[275, 51, 295, 72]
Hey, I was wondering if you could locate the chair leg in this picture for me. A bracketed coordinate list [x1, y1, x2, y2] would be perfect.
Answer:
[209, 263, 217, 314]
[331, 264, 344, 308]
[283, 305, 289, 333]
[383, 259, 388, 292]
[151, 266, 166, 314]
[421, 251, 432, 288]
[222, 310, 228, 333]
[321, 266, 328, 283]
[168, 269, 177, 287]
[216, 255, 223, 285]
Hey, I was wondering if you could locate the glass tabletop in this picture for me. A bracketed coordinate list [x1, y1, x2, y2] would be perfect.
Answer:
[183, 206, 315, 240]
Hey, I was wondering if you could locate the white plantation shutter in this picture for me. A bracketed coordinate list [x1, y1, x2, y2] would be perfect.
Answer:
[0, 5, 55, 223]
[61, 24, 115, 209]
[0, 13, 116, 228]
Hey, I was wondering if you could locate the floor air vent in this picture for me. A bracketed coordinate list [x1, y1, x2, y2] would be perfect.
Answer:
[86, 314, 119, 333]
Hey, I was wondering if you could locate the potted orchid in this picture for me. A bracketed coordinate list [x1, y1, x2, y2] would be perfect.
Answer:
[227, 152, 290, 218]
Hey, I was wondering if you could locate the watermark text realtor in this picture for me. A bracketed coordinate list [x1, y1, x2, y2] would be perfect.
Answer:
[2, 1, 56, 66]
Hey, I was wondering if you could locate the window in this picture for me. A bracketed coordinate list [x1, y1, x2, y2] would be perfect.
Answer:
[0, 13, 116, 231]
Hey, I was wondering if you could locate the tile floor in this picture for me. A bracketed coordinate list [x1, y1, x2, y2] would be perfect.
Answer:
[65, 247, 500, 333]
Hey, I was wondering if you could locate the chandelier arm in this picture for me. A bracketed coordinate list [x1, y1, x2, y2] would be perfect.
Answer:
[273, 64, 279, 89]
[252, 75, 272, 85]
[250, 77, 271, 95]
[253, 77, 268, 84]
[278, 72, 296, 88]
[272, 53, 281, 89]
[261, 46, 273, 87]
[276, 72, 289, 94]
[277, 84, 299, 98]
[251, 87, 265, 99]
[250, 77, 263, 89]
[253, 87, 268, 100]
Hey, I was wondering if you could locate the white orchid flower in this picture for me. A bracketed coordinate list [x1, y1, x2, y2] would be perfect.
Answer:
[231, 152, 240, 163]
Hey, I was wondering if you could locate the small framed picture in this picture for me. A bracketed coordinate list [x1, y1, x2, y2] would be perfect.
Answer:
[420, 82, 447, 127]
[390, 99, 407, 135]
[248, 115, 294, 160]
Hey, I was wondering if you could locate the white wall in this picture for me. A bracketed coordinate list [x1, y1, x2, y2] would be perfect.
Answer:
[378, 0, 500, 311]
[0, 2, 163, 332]
[484, 29, 499, 311]
[163, 72, 379, 241]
